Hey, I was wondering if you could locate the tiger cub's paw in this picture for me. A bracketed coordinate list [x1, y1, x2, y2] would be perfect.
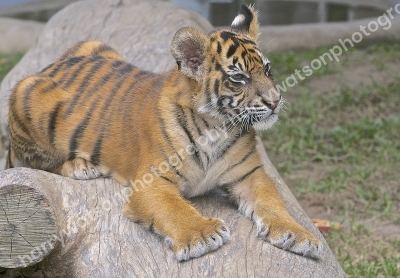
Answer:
[61, 157, 102, 180]
[166, 218, 230, 261]
[255, 216, 323, 259]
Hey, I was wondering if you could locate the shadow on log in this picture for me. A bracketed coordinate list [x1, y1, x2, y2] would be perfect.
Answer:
[0, 0, 345, 276]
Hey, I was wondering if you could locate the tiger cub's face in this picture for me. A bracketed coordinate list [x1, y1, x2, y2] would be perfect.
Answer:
[171, 5, 282, 131]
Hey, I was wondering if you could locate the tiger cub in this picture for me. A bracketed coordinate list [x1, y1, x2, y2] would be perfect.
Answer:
[7, 5, 322, 260]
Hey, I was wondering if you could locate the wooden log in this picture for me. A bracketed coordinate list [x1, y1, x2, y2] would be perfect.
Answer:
[0, 184, 57, 268]
[0, 140, 345, 277]
[0, 0, 345, 276]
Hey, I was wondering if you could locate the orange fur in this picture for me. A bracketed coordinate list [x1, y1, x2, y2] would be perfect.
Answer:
[7, 5, 322, 260]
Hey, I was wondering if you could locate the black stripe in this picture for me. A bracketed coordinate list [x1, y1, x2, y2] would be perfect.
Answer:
[236, 94, 246, 107]
[90, 133, 104, 166]
[61, 57, 93, 88]
[112, 60, 125, 68]
[122, 69, 153, 95]
[23, 79, 46, 122]
[220, 165, 262, 189]
[223, 80, 238, 91]
[217, 42, 222, 54]
[47, 62, 66, 78]
[69, 104, 96, 156]
[189, 109, 211, 167]
[213, 79, 220, 98]
[160, 175, 174, 184]
[48, 102, 63, 146]
[158, 116, 175, 149]
[64, 58, 106, 117]
[175, 105, 203, 170]
[237, 38, 256, 46]
[7, 146, 13, 168]
[98, 71, 130, 121]
[226, 41, 239, 59]
[134, 70, 155, 79]
[241, 50, 247, 60]
[84, 60, 127, 104]
[75, 57, 106, 93]
[64, 56, 85, 67]
[9, 106, 30, 136]
[215, 63, 229, 79]
[118, 63, 134, 74]
[59, 41, 85, 60]
[200, 117, 210, 129]
[215, 133, 242, 159]
[171, 166, 188, 181]
[220, 31, 234, 42]
[91, 44, 114, 56]
[205, 79, 211, 105]
[53, 57, 86, 83]
[222, 148, 255, 176]
[40, 81, 57, 94]
[39, 62, 55, 74]
[160, 152, 188, 181]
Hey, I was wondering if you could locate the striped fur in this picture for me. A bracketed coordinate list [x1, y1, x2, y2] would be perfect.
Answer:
[7, 5, 322, 260]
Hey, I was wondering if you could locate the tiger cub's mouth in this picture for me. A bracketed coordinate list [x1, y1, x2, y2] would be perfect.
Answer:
[243, 97, 284, 131]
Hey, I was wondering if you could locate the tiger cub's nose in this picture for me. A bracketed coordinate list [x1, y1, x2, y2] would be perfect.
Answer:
[265, 95, 281, 110]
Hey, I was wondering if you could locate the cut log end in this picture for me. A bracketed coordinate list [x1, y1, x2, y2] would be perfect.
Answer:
[0, 184, 57, 268]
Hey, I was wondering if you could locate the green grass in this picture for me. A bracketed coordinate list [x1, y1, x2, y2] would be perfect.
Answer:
[263, 43, 400, 276]
[0, 53, 22, 143]
[266, 47, 347, 80]
[0, 53, 22, 81]
[325, 223, 400, 278]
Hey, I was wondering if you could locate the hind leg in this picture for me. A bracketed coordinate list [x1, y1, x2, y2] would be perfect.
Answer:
[50, 157, 102, 180]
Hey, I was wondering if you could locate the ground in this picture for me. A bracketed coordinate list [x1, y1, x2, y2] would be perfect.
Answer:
[0, 43, 399, 276]
[264, 42, 400, 277]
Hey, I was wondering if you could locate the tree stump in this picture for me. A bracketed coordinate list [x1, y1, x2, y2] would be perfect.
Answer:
[0, 185, 57, 268]
[0, 0, 345, 276]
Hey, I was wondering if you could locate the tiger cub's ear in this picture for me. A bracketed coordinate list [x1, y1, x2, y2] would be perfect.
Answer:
[171, 27, 208, 81]
[231, 4, 259, 41]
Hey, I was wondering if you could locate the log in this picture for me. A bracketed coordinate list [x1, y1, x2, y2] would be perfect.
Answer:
[0, 0, 345, 276]
[0, 139, 345, 277]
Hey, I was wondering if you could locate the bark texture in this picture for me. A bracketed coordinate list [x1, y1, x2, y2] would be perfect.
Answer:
[0, 0, 345, 276]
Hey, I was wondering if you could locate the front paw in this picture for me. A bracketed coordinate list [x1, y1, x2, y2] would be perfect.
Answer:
[166, 218, 230, 261]
[61, 157, 101, 180]
[255, 215, 323, 259]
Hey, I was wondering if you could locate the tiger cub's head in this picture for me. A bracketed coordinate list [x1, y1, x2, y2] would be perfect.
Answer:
[171, 4, 282, 131]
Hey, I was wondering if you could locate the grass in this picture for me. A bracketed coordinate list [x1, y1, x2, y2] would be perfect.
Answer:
[0, 53, 23, 81]
[0, 53, 22, 147]
[263, 43, 400, 276]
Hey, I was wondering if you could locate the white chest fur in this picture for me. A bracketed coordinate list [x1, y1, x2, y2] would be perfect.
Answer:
[175, 124, 239, 198]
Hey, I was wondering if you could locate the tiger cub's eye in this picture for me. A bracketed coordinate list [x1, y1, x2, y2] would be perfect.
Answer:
[230, 73, 248, 83]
